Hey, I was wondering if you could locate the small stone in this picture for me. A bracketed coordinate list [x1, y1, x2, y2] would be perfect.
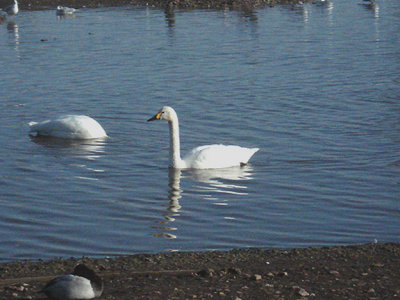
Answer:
[298, 288, 310, 297]
[252, 274, 262, 281]
[278, 271, 288, 277]
[368, 288, 376, 294]
[329, 270, 339, 275]
[267, 272, 274, 277]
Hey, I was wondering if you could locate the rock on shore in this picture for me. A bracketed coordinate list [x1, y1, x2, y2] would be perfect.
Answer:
[1, 242, 399, 299]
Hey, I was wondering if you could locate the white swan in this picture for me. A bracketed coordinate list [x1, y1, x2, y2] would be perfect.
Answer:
[41, 264, 103, 300]
[148, 106, 259, 169]
[28, 115, 107, 139]
[56, 5, 76, 15]
[4, 0, 18, 15]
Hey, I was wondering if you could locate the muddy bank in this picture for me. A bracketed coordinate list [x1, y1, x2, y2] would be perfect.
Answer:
[19, 0, 309, 11]
[1, 242, 399, 299]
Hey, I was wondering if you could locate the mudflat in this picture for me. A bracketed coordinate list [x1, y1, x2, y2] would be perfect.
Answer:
[1, 242, 399, 299]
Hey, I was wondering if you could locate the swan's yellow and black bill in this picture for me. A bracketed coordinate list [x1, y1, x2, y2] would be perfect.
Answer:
[147, 112, 162, 122]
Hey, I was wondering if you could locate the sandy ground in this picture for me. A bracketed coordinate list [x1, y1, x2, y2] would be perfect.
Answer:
[1, 242, 399, 299]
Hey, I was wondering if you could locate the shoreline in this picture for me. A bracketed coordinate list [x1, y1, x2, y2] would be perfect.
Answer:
[19, 0, 310, 11]
[1, 242, 399, 299]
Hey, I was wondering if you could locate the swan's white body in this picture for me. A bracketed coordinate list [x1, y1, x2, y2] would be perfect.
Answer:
[4, 0, 18, 15]
[41, 264, 103, 300]
[148, 106, 259, 169]
[56, 5, 76, 15]
[29, 115, 107, 139]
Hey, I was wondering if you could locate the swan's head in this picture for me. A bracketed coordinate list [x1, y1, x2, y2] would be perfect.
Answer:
[147, 106, 177, 122]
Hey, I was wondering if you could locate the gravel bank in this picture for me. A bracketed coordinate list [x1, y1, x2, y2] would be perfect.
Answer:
[1, 242, 399, 299]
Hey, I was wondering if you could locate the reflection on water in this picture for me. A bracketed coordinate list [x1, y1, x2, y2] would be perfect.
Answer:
[164, 7, 175, 28]
[187, 165, 255, 196]
[301, 1, 333, 23]
[361, 2, 379, 18]
[6, 20, 19, 55]
[30, 136, 107, 160]
[153, 168, 182, 240]
[154, 166, 256, 242]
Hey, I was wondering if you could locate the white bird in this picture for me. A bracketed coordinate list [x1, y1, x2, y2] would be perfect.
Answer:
[148, 106, 259, 169]
[41, 264, 103, 300]
[4, 0, 18, 15]
[28, 115, 107, 139]
[56, 5, 76, 15]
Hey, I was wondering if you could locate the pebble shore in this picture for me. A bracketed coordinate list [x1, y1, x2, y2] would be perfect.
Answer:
[1, 242, 399, 299]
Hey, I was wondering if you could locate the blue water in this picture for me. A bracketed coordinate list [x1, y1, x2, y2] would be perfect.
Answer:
[0, 0, 399, 262]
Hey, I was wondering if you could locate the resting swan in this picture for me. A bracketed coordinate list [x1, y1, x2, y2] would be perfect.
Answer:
[4, 0, 18, 15]
[28, 115, 107, 139]
[148, 106, 259, 169]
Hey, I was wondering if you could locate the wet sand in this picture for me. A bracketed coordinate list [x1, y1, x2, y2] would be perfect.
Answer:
[19, 0, 309, 10]
[1, 242, 399, 299]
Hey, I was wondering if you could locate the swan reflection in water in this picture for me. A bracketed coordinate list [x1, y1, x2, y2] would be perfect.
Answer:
[153, 168, 182, 240]
[187, 165, 255, 196]
[30, 136, 107, 161]
[153, 165, 255, 240]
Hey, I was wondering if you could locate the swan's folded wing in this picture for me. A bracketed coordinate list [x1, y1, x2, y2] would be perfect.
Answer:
[183, 145, 258, 169]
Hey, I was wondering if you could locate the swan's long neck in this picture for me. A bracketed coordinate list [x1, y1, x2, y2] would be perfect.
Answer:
[168, 115, 185, 168]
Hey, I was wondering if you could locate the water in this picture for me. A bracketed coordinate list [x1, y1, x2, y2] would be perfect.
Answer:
[0, 0, 399, 262]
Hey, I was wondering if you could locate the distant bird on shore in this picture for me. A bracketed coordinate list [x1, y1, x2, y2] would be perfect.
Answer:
[2, 0, 19, 15]
[56, 5, 76, 16]
[41, 264, 103, 300]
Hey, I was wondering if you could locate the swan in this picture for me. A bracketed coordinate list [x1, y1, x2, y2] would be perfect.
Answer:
[41, 264, 103, 300]
[28, 115, 107, 139]
[148, 106, 259, 169]
[4, 0, 18, 15]
[56, 5, 76, 15]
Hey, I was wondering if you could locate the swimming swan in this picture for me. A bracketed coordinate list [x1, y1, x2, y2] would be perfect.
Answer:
[41, 264, 103, 300]
[28, 115, 107, 139]
[56, 5, 76, 15]
[148, 106, 259, 169]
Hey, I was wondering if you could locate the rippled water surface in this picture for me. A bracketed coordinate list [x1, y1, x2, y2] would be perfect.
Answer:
[0, 0, 399, 261]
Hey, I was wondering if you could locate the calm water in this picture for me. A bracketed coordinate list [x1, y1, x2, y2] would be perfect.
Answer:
[0, 0, 399, 262]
